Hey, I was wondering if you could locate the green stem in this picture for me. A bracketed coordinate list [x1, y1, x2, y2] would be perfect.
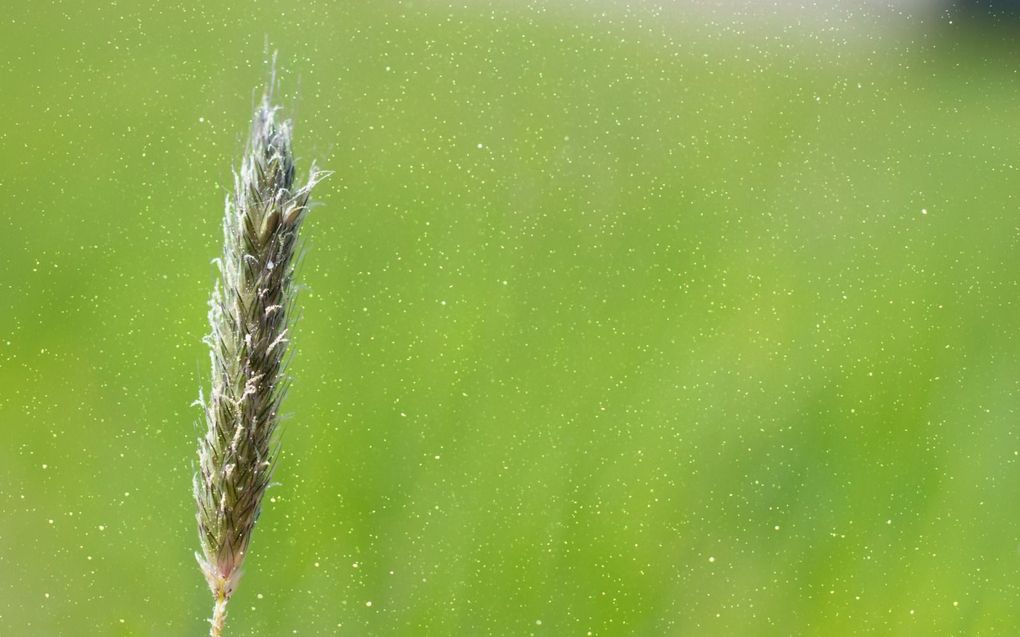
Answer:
[209, 590, 228, 637]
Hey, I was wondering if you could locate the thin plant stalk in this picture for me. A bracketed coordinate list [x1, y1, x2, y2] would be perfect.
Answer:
[193, 82, 326, 637]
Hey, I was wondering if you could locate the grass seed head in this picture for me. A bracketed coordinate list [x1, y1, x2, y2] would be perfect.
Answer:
[194, 81, 326, 634]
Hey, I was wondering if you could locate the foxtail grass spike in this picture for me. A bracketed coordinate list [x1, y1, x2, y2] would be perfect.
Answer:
[193, 79, 327, 637]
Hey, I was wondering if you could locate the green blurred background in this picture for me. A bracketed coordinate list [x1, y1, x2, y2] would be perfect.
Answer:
[2, 1, 1019, 635]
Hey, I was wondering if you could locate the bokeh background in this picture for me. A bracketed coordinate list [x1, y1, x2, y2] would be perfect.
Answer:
[2, 1, 1019, 635]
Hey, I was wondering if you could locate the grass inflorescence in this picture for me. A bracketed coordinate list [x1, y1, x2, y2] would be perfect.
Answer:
[193, 81, 327, 637]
